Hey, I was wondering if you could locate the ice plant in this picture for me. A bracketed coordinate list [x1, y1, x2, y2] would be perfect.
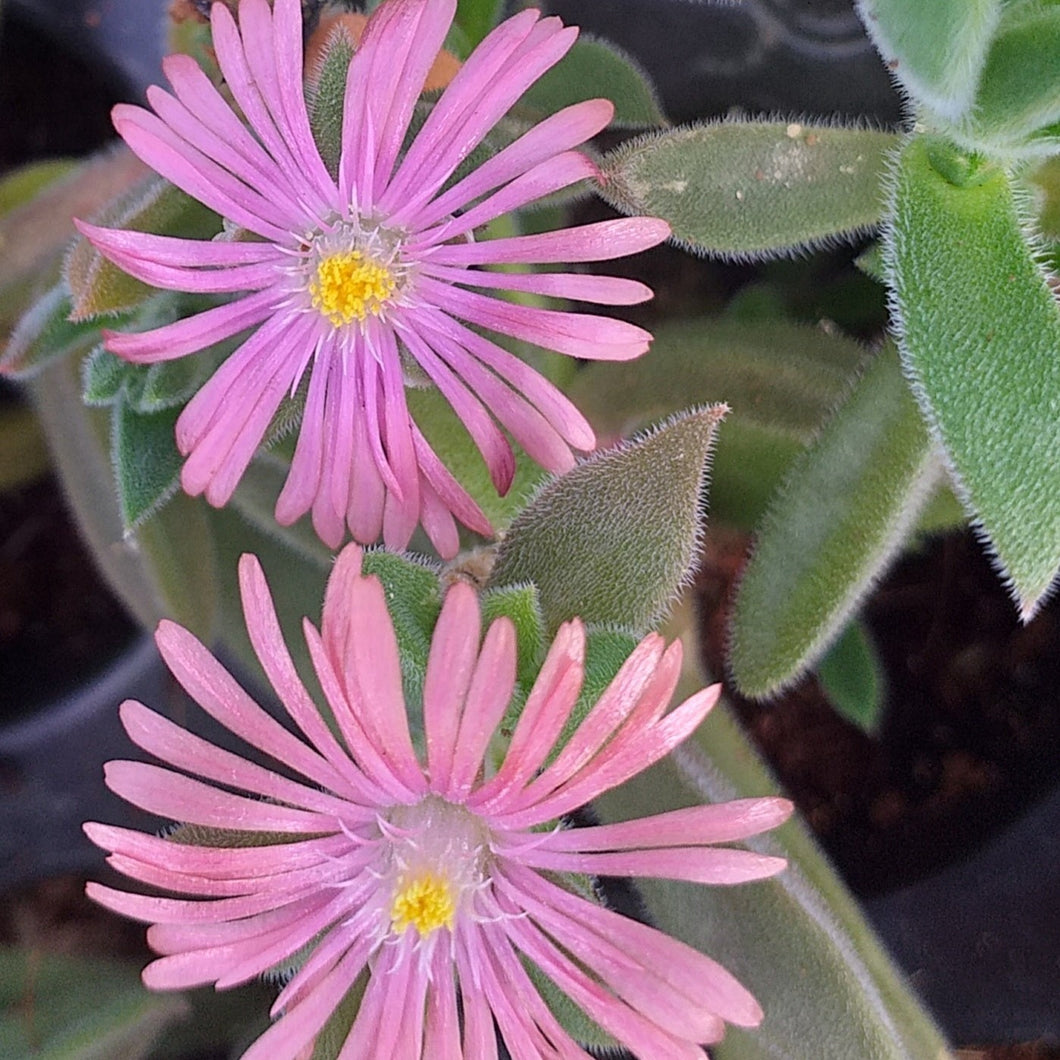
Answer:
[85, 544, 792, 1059]
[76, 0, 669, 557]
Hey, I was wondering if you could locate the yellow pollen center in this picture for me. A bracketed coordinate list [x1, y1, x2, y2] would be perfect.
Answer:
[309, 250, 396, 327]
[390, 872, 456, 937]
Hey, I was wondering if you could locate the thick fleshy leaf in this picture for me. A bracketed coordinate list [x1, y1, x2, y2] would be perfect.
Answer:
[854, 0, 1002, 120]
[729, 346, 941, 699]
[957, 2, 1060, 154]
[65, 175, 220, 321]
[888, 135, 1060, 618]
[0, 947, 187, 1060]
[815, 619, 885, 734]
[455, 0, 505, 48]
[307, 24, 354, 178]
[113, 402, 184, 528]
[519, 35, 666, 128]
[488, 407, 726, 635]
[1, 282, 107, 379]
[599, 122, 897, 259]
[568, 318, 866, 529]
[593, 600, 954, 1060]
[1029, 155, 1060, 239]
[481, 582, 547, 694]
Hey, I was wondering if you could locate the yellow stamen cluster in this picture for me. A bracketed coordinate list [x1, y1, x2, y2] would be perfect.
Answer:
[390, 871, 457, 938]
[309, 249, 396, 327]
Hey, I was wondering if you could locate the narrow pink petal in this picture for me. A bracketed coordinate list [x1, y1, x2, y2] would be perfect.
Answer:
[417, 475, 461, 559]
[343, 575, 425, 792]
[411, 309, 576, 472]
[504, 686, 721, 827]
[333, 940, 414, 1059]
[358, 345, 406, 502]
[324, 345, 358, 525]
[411, 424, 494, 538]
[113, 105, 293, 241]
[89, 250, 276, 294]
[512, 845, 788, 884]
[311, 358, 352, 549]
[383, 14, 577, 213]
[541, 799, 795, 852]
[321, 542, 363, 655]
[422, 217, 671, 267]
[412, 308, 596, 451]
[241, 946, 369, 1060]
[382, 483, 419, 551]
[304, 621, 421, 800]
[174, 308, 303, 452]
[509, 634, 668, 808]
[236, 553, 380, 802]
[453, 942, 500, 1060]
[419, 278, 652, 361]
[505, 864, 765, 1028]
[423, 581, 482, 790]
[75, 220, 277, 267]
[502, 913, 709, 1057]
[103, 288, 277, 364]
[373, 320, 421, 518]
[346, 396, 388, 545]
[469, 619, 585, 811]
[104, 759, 332, 832]
[154, 620, 362, 800]
[421, 264, 653, 307]
[276, 355, 327, 524]
[420, 152, 598, 244]
[396, 99, 614, 231]
[424, 945, 461, 1060]
[117, 699, 365, 819]
[448, 617, 517, 800]
[394, 318, 516, 493]
[84, 822, 351, 879]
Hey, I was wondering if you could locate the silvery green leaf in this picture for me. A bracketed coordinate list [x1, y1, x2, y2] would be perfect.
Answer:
[488, 407, 726, 635]
[887, 135, 1060, 618]
[729, 346, 940, 698]
[599, 122, 897, 259]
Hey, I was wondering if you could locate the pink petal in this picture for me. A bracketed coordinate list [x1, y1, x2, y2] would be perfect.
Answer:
[418, 277, 653, 361]
[104, 287, 277, 364]
[423, 581, 482, 790]
[423, 945, 461, 1060]
[421, 217, 670, 267]
[76, 220, 278, 267]
[410, 424, 494, 539]
[421, 263, 653, 307]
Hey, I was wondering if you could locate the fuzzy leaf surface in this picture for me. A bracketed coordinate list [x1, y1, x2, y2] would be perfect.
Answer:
[729, 346, 938, 698]
[488, 407, 726, 635]
[568, 318, 865, 528]
[816, 619, 885, 734]
[855, 0, 1001, 120]
[888, 135, 1060, 617]
[520, 35, 666, 127]
[599, 122, 896, 259]
[112, 402, 184, 528]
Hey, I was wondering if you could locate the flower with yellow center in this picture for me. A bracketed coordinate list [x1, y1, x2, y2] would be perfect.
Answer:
[390, 871, 457, 936]
[308, 249, 398, 328]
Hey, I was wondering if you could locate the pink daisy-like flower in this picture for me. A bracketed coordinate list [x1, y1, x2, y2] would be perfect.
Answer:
[76, 0, 669, 557]
[85, 543, 792, 1058]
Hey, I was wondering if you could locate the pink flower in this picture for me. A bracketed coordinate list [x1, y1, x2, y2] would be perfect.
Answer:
[85, 544, 791, 1059]
[76, 0, 669, 557]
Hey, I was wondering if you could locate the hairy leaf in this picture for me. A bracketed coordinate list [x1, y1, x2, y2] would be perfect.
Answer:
[888, 135, 1060, 618]
[488, 407, 726, 635]
[729, 346, 940, 698]
[599, 122, 896, 259]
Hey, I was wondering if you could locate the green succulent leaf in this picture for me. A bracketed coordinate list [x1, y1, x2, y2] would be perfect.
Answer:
[112, 401, 184, 529]
[957, 1, 1060, 155]
[455, 0, 505, 48]
[0, 947, 187, 1060]
[598, 121, 897, 259]
[65, 176, 220, 321]
[855, 0, 1002, 120]
[1029, 154, 1060, 239]
[83, 346, 135, 406]
[488, 407, 726, 635]
[481, 581, 547, 694]
[888, 135, 1060, 618]
[568, 318, 866, 528]
[593, 601, 954, 1060]
[307, 24, 354, 178]
[816, 618, 885, 734]
[729, 346, 940, 699]
[519, 35, 667, 128]
[1, 282, 108, 379]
